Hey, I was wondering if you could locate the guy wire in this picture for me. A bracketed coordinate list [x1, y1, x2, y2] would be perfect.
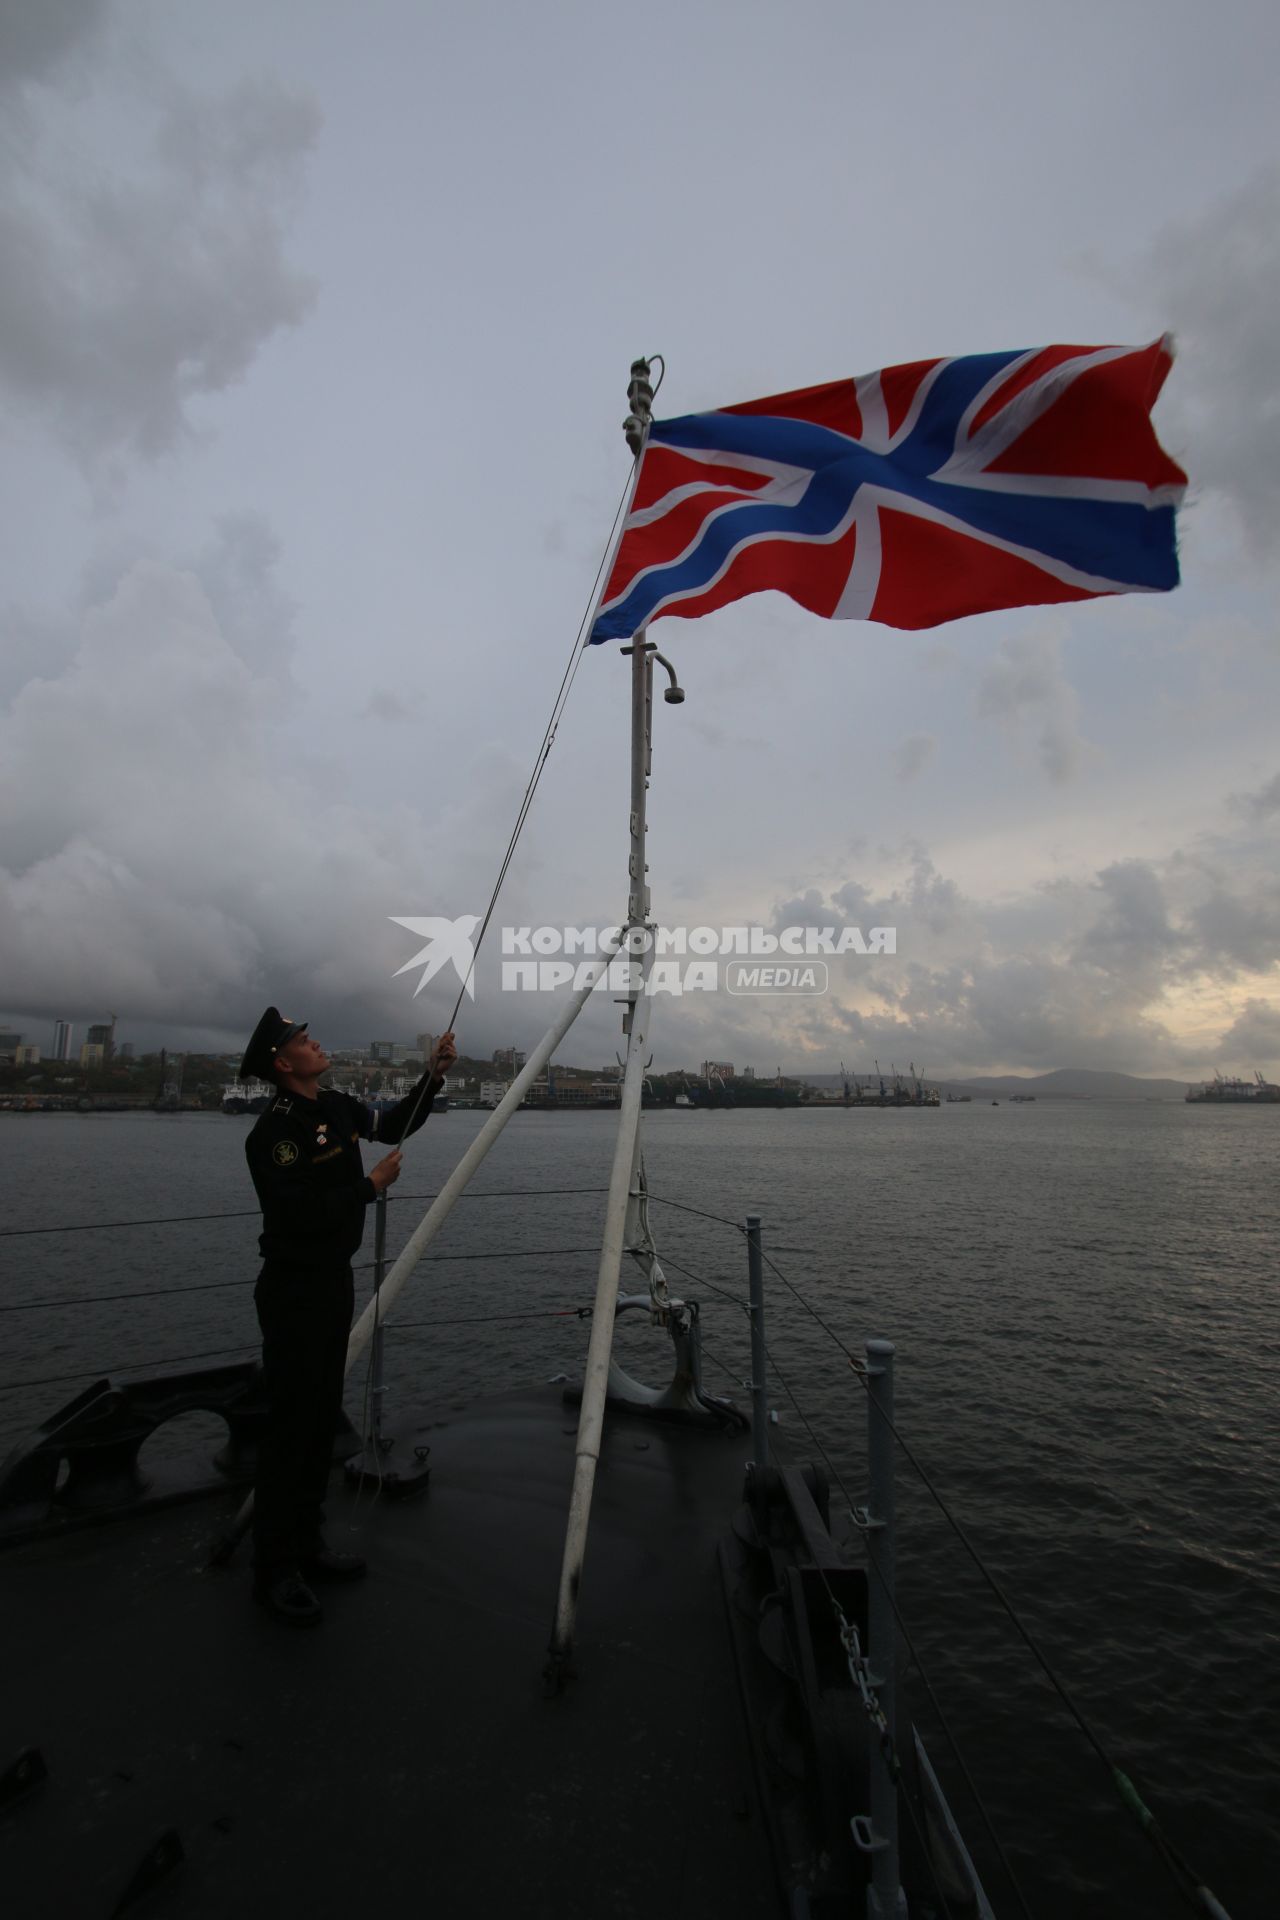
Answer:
[390, 457, 639, 1150]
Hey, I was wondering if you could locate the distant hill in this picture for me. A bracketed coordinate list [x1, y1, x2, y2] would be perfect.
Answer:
[803, 1068, 1190, 1100]
[944, 1068, 1188, 1100]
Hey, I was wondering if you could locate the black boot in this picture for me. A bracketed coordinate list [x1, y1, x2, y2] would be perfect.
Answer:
[254, 1568, 323, 1626]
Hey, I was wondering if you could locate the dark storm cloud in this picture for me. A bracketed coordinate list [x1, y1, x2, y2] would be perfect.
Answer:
[1216, 997, 1280, 1063]
[0, 0, 107, 89]
[2, 1, 1275, 1085]
[0, 547, 540, 1049]
[975, 630, 1088, 784]
[0, 603, 82, 704]
[893, 733, 936, 782]
[1072, 860, 1183, 999]
[188, 514, 300, 681]
[1187, 877, 1280, 976]
[1229, 768, 1280, 822]
[1146, 168, 1280, 562]
[829, 848, 965, 940]
[0, 43, 318, 465]
[362, 690, 427, 724]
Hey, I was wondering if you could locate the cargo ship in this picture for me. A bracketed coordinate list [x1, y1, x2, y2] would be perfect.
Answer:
[839, 1061, 941, 1107]
[1185, 1070, 1280, 1104]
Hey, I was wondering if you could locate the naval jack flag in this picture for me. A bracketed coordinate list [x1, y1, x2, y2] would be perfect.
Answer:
[589, 339, 1186, 641]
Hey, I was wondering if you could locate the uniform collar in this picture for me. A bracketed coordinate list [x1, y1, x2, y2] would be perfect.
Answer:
[274, 1085, 322, 1111]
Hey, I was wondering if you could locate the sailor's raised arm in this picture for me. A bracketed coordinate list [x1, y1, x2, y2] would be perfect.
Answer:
[374, 1031, 459, 1144]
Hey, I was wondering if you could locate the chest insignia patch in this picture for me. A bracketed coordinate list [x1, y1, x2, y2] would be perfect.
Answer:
[272, 1140, 300, 1167]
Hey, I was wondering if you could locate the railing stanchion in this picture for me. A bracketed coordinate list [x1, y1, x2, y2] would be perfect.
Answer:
[369, 1191, 388, 1450]
[745, 1214, 768, 1482]
[864, 1336, 904, 1918]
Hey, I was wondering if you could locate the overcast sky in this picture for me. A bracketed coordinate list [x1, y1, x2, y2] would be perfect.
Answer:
[2, 0, 1278, 1079]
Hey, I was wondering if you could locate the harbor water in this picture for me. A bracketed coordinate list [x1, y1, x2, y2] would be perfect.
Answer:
[1, 1100, 1275, 1918]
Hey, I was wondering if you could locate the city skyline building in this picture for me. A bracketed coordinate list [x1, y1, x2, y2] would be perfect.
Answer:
[86, 1018, 116, 1062]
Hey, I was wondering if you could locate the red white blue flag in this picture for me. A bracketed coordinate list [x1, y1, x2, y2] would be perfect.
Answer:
[589, 339, 1186, 641]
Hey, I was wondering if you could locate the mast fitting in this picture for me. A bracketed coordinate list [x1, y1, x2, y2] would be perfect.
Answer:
[623, 357, 654, 455]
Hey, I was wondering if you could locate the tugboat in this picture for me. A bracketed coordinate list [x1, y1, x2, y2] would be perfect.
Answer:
[220, 1078, 273, 1116]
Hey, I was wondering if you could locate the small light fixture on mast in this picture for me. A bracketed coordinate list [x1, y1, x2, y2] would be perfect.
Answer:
[653, 650, 684, 703]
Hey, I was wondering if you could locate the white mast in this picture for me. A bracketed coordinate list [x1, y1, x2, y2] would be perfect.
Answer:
[545, 359, 667, 1684]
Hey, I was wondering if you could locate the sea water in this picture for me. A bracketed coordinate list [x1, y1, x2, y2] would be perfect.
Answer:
[1, 1101, 1275, 1916]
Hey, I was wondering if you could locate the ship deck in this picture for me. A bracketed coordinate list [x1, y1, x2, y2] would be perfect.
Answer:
[3, 1386, 778, 1919]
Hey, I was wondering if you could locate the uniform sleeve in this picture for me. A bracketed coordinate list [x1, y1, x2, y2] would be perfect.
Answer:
[337, 1090, 382, 1148]
[245, 1122, 373, 1250]
[373, 1070, 442, 1145]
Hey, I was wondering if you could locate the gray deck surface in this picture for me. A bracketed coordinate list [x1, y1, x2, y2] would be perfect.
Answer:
[2, 1387, 778, 1920]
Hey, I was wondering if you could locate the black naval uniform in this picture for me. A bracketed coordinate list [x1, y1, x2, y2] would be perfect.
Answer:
[245, 1072, 441, 1578]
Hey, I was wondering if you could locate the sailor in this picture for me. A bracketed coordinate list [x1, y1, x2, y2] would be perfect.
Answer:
[240, 1007, 458, 1626]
